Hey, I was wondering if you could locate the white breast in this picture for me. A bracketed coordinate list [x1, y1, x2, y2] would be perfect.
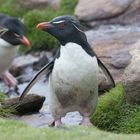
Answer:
[53, 42, 98, 84]
[0, 38, 19, 73]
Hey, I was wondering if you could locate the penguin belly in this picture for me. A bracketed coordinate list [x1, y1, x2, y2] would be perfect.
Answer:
[0, 39, 19, 73]
[49, 43, 98, 119]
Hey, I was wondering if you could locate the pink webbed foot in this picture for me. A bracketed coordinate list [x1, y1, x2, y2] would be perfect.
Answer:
[80, 112, 93, 127]
[80, 116, 93, 127]
[0, 70, 18, 87]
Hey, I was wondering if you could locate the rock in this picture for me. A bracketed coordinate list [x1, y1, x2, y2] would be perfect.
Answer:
[2, 94, 46, 114]
[111, 52, 131, 69]
[10, 55, 39, 77]
[75, 0, 133, 21]
[98, 69, 112, 94]
[75, 0, 140, 27]
[16, 66, 36, 84]
[19, 0, 60, 10]
[0, 81, 20, 97]
[33, 51, 49, 71]
[85, 25, 140, 90]
[10, 51, 52, 81]
[122, 40, 140, 105]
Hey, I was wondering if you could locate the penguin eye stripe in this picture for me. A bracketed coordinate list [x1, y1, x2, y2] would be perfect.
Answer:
[52, 20, 65, 24]
[14, 33, 20, 37]
[0, 26, 9, 37]
[72, 23, 84, 33]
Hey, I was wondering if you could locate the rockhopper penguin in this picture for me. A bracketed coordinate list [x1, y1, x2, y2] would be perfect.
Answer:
[19, 16, 115, 127]
[0, 14, 30, 87]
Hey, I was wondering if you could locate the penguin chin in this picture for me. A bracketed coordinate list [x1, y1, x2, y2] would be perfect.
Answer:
[0, 38, 14, 48]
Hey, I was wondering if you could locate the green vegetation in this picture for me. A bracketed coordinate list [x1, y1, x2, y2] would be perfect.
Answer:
[0, 119, 140, 140]
[91, 84, 140, 134]
[0, 92, 15, 117]
[0, 92, 5, 102]
[0, 0, 28, 17]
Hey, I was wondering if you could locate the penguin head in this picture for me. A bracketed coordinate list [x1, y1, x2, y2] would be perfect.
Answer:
[0, 14, 30, 47]
[36, 15, 86, 45]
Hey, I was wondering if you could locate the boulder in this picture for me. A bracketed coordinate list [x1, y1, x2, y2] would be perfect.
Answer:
[75, 0, 140, 27]
[85, 25, 140, 90]
[75, 0, 132, 21]
[122, 40, 140, 105]
[1, 94, 46, 114]
[10, 54, 39, 77]
[18, 0, 60, 10]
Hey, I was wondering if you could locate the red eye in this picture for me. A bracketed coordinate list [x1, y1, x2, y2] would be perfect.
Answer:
[60, 23, 65, 29]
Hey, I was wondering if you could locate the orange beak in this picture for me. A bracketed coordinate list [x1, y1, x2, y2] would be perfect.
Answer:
[36, 22, 53, 30]
[21, 36, 30, 48]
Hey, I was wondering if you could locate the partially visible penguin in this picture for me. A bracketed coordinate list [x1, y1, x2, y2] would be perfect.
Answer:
[19, 16, 115, 127]
[0, 14, 30, 87]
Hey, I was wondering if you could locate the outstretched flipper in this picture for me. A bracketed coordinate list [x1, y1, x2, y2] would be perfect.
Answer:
[19, 60, 54, 101]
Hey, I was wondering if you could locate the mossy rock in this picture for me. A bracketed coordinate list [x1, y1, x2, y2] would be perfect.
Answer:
[91, 84, 140, 134]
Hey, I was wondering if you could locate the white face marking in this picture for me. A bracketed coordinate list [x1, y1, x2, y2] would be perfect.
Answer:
[72, 23, 84, 33]
[52, 20, 65, 24]
[0, 26, 8, 37]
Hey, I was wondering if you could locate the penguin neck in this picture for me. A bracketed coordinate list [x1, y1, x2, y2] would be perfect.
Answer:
[59, 32, 95, 57]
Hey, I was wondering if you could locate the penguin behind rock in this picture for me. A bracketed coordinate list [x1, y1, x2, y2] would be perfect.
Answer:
[20, 15, 115, 127]
[0, 14, 30, 87]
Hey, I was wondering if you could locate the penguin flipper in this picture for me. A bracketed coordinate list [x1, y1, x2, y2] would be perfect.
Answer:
[19, 60, 54, 101]
[97, 58, 115, 88]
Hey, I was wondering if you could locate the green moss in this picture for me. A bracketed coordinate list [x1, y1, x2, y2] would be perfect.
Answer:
[0, 92, 5, 102]
[0, 93, 16, 117]
[60, 0, 79, 15]
[0, 107, 15, 117]
[0, 119, 140, 140]
[91, 84, 140, 134]
[0, 0, 28, 17]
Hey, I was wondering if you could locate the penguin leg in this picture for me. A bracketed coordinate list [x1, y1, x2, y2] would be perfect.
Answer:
[54, 119, 62, 127]
[0, 70, 18, 87]
[80, 112, 93, 127]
